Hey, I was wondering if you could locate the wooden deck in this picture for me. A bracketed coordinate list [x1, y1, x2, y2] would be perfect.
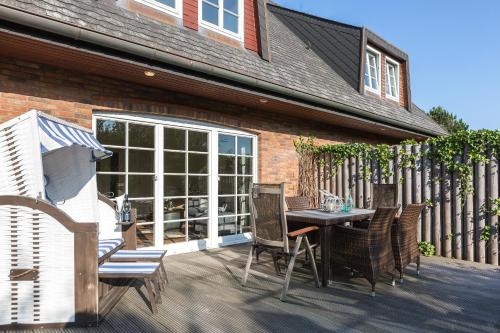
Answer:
[13, 244, 500, 333]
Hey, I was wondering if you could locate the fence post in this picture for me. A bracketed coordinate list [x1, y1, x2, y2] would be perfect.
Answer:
[364, 155, 371, 208]
[356, 156, 364, 208]
[403, 145, 412, 207]
[412, 145, 422, 241]
[343, 159, 349, 200]
[488, 153, 499, 265]
[422, 144, 432, 242]
[453, 155, 463, 260]
[432, 150, 442, 256]
[394, 146, 403, 208]
[464, 146, 474, 261]
[475, 161, 486, 263]
[336, 163, 343, 199]
[443, 164, 452, 258]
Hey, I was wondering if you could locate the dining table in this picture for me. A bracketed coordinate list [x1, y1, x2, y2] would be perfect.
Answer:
[286, 208, 375, 287]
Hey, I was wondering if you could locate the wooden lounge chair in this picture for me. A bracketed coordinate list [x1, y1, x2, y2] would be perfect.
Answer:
[332, 206, 399, 296]
[285, 196, 319, 263]
[391, 204, 425, 282]
[242, 183, 320, 301]
[98, 262, 163, 314]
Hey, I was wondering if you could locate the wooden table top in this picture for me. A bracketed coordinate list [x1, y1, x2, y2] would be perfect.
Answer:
[286, 208, 375, 226]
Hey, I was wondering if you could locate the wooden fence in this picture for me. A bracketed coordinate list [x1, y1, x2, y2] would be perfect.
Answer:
[312, 144, 500, 265]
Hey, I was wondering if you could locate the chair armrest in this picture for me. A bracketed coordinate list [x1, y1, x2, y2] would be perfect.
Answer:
[287, 226, 319, 238]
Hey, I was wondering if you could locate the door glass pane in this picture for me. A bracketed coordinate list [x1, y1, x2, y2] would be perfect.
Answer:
[237, 196, 249, 214]
[219, 134, 235, 154]
[218, 196, 235, 215]
[189, 153, 208, 174]
[188, 219, 208, 241]
[202, 1, 218, 25]
[165, 175, 185, 197]
[238, 216, 251, 233]
[237, 157, 252, 175]
[238, 137, 252, 156]
[164, 128, 185, 150]
[188, 197, 209, 219]
[188, 131, 208, 152]
[96, 119, 125, 146]
[237, 176, 251, 194]
[137, 224, 155, 247]
[129, 150, 155, 173]
[218, 216, 236, 236]
[188, 176, 208, 196]
[165, 152, 185, 173]
[164, 221, 186, 244]
[129, 123, 154, 148]
[219, 155, 235, 174]
[129, 175, 154, 197]
[132, 200, 155, 222]
[219, 176, 235, 195]
[96, 148, 125, 172]
[164, 198, 185, 221]
[97, 174, 125, 198]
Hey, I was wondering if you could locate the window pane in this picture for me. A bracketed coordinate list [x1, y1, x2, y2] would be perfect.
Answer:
[205, 0, 218, 5]
[158, 0, 175, 8]
[97, 174, 125, 198]
[129, 150, 155, 173]
[237, 157, 252, 175]
[238, 215, 251, 233]
[189, 176, 208, 196]
[96, 119, 125, 146]
[218, 196, 235, 215]
[97, 148, 125, 172]
[219, 155, 235, 174]
[224, 0, 238, 13]
[237, 176, 251, 194]
[218, 216, 236, 236]
[129, 175, 154, 198]
[202, 2, 218, 25]
[219, 176, 235, 195]
[188, 197, 209, 219]
[165, 151, 185, 173]
[189, 153, 208, 174]
[137, 223, 155, 248]
[165, 128, 185, 150]
[219, 134, 235, 154]
[132, 200, 155, 222]
[188, 219, 208, 240]
[223, 12, 238, 33]
[237, 195, 249, 214]
[164, 198, 185, 221]
[371, 77, 378, 90]
[238, 137, 252, 156]
[129, 123, 154, 148]
[165, 175, 185, 196]
[188, 131, 208, 152]
[164, 221, 185, 244]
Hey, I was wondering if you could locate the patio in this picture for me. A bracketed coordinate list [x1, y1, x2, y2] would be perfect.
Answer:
[21, 244, 500, 333]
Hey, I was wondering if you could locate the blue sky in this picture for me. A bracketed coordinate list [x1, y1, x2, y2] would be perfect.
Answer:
[273, 0, 499, 130]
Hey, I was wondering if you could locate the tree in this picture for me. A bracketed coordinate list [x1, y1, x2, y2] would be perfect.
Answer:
[428, 106, 469, 133]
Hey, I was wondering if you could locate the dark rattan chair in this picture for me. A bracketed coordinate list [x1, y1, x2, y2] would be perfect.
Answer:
[353, 183, 398, 229]
[332, 206, 399, 296]
[242, 183, 320, 301]
[285, 196, 311, 211]
[391, 203, 425, 283]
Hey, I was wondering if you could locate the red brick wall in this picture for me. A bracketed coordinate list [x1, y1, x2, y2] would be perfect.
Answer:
[244, 0, 259, 53]
[0, 57, 394, 195]
[183, 0, 198, 30]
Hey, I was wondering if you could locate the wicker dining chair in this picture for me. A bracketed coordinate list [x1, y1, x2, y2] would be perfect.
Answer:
[242, 183, 320, 301]
[332, 206, 399, 296]
[391, 204, 425, 283]
[285, 196, 311, 211]
[285, 196, 319, 263]
[353, 183, 398, 229]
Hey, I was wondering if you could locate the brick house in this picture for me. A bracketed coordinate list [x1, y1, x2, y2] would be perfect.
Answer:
[0, 0, 445, 253]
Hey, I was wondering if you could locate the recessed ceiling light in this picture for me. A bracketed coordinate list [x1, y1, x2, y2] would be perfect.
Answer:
[144, 70, 156, 77]
[259, 98, 269, 104]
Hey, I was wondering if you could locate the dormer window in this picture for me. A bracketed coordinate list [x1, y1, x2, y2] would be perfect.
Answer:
[385, 57, 399, 100]
[200, 0, 243, 40]
[364, 47, 381, 94]
[134, 0, 182, 18]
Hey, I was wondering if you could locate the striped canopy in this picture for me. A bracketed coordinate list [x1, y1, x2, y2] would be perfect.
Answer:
[37, 112, 112, 161]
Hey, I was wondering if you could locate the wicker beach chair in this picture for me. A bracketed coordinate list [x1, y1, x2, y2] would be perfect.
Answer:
[332, 206, 399, 296]
[242, 183, 320, 301]
[391, 204, 425, 282]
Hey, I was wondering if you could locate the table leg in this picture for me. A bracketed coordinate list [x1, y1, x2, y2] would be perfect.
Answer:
[319, 226, 332, 287]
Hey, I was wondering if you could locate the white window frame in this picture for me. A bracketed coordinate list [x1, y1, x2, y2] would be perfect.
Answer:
[134, 0, 182, 19]
[385, 56, 400, 101]
[364, 46, 381, 95]
[199, 0, 244, 41]
[92, 112, 257, 254]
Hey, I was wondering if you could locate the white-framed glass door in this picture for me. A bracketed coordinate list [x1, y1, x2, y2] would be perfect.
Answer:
[94, 113, 256, 253]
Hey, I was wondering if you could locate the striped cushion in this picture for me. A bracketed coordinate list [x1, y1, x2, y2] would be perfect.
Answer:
[98, 238, 124, 259]
[99, 262, 159, 275]
[111, 250, 166, 260]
